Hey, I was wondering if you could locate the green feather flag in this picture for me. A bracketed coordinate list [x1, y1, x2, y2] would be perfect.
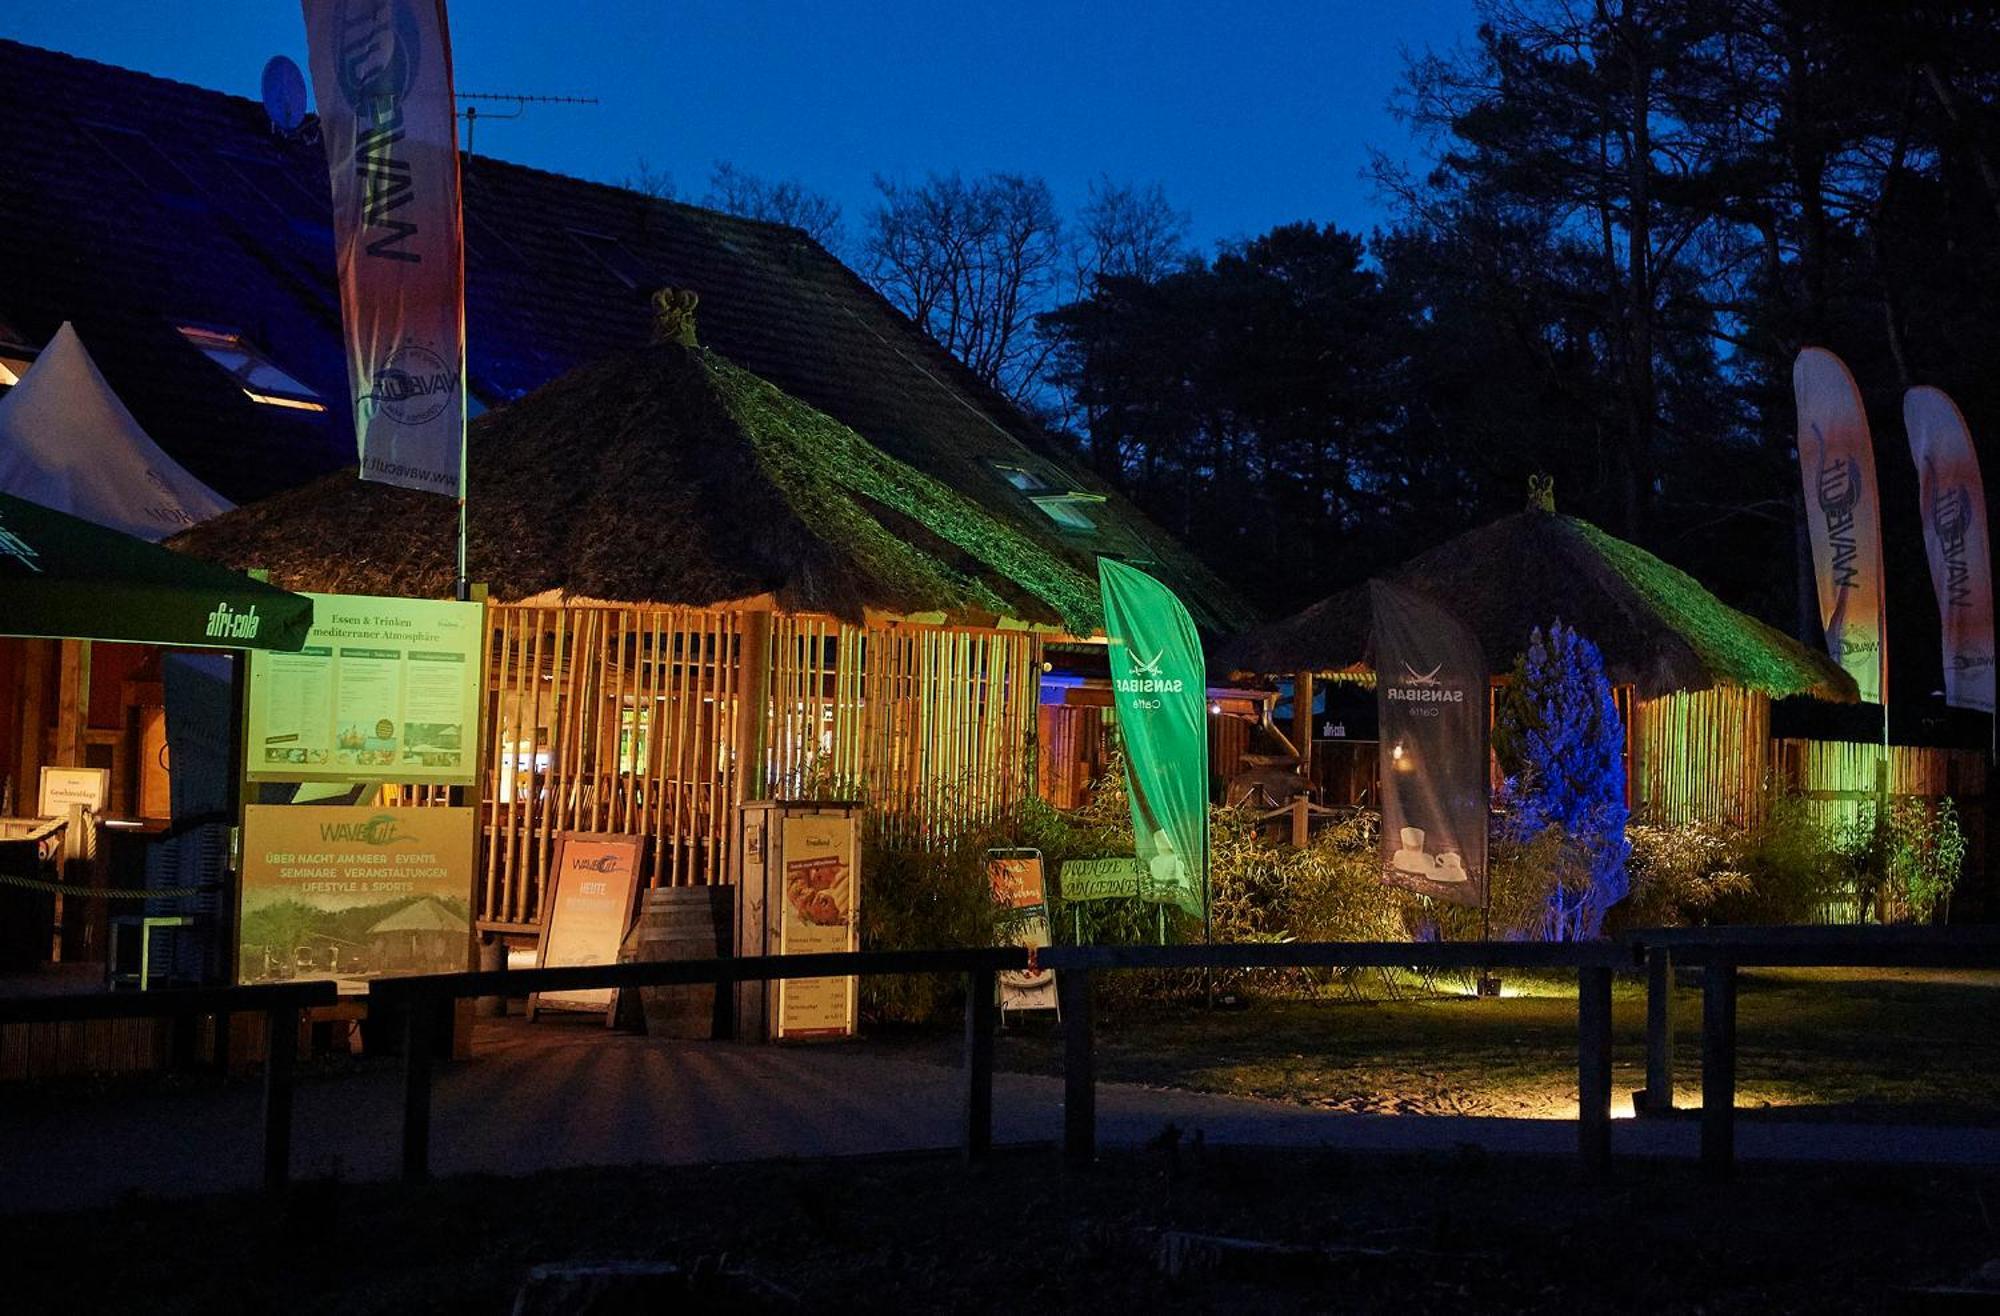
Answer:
[1098, 558, 1209, 920]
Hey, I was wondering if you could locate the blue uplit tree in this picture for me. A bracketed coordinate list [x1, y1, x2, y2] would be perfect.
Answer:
[1498, 621, 1631, 940]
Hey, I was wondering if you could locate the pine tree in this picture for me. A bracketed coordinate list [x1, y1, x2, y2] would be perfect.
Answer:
[1498, 621, 1631, 940]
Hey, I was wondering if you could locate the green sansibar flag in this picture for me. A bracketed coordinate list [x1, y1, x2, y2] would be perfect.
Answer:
[1098, 558, 1209, 920]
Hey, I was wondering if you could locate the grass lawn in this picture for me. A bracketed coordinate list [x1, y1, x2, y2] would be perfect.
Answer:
[12, 1146, 1997, 1312]
[870, 967, 2000, 1122]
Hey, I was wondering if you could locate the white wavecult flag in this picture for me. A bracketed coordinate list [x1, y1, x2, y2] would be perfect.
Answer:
[301, 0, 466, 497]
[1904, 386, 1996, 713]
[1793, 347, 1888, 705]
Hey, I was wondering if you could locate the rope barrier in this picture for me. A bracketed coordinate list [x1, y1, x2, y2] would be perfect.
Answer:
[0, 870, 208, 900]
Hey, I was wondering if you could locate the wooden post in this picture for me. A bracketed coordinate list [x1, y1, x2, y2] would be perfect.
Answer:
[1290, 794, 1309, 848]
[1291, 670, 1315, 779]
[401, 995, 437, 1181]
[13, 639, 51, 821]
[212, 1009, 233, 1073]
[735, 611, 772, 804]
[963, 967, 995, 1163]
[262, 1005, 298, 1191]
[1641, 946, 1674, 1115]
[1060, 968, 1095, 1170]
[1577, 964, 1613, 1174]
[51, 639, 90, 961]
[1874, 756, 1891, 923]
[1700, 956, 1737, 1180]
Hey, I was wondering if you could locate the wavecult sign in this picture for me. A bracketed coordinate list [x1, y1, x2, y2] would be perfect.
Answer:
[301, 0, 467, 498]
[1793, 348, 1887, 704]
[1372, 580, 1488, 907]
[1905, 386, 1996, 714]
[1098, 559, 1209, 921]
[317, 812, 412, 846]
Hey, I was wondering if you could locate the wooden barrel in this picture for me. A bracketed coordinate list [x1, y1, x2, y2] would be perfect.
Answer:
[620, 885, 732, 1039]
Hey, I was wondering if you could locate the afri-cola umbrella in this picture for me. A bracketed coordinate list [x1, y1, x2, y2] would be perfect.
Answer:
[0, 490, 312, 650]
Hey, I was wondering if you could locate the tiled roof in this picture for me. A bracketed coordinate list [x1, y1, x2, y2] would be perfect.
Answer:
[0, 39, 1252, 632]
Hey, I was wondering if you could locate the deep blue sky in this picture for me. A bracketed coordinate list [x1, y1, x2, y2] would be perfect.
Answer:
[5, 1, 1477, 252]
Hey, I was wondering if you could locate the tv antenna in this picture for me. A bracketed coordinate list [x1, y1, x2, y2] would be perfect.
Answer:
[454, 92, 599, 155]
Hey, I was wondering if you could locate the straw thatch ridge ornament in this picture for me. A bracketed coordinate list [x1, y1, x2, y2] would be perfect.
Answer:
[651, 288, 700, 348]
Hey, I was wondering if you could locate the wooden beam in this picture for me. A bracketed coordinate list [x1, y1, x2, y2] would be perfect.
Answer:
[14, 639, 50, 815]
[735, 611, 771, 804]
[1640, 946, 1675, 1115]
[1291, 670, 1315, 777]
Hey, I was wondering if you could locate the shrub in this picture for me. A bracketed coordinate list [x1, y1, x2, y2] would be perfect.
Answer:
[1618, 819, 1753, 931]
[1884, 797, 1967, 924]
[1494, 621, 1631, 939]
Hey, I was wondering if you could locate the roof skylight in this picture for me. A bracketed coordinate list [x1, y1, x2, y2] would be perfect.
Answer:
[176, 325, 326, 411]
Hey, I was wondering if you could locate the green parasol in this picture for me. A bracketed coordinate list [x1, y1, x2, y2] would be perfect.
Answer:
[0, 490, 312, 650]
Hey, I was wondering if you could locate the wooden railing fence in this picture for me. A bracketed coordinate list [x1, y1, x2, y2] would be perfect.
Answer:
[0, 979, 337, 1190]
[12, 926, 2000, 1196]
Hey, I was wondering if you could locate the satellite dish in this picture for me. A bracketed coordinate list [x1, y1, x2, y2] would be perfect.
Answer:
[261, 55, 308, 134]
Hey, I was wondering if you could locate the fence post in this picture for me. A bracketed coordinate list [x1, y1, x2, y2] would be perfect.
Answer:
[1060, 968, 1095, 1170]
[401, 992, 437, 1181]
[1577, 964, 1612, 1174]
[1700, 955, 1737, 1181]
[261, 1005, 299, 1191]
[212, 1009, 233, 1074]
[1641, 946, 1674, 1115]
[963, 967, 995, 1163]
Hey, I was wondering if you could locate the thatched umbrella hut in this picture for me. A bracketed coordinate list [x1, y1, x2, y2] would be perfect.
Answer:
[1227, 502, 1860, 824]
[366, 896, 470, 973]
[175, 333, 1125, 931]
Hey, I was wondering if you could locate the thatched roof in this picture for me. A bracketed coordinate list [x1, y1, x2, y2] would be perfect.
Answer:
[170, 344, 1103, 631]
[0, 39, 1250, 633]
[367, 897, 467, 936]
[1223, 509, 1855, 702]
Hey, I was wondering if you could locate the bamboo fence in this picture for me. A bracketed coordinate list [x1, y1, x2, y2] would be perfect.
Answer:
[470, 604, 1041, 928]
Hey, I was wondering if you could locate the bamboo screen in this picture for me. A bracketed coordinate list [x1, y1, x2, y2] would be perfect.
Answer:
[478, 604, 742, 927]
[1771, 737, 1988, 832]
[1629, 685, 1772, 824]
[475, 605, 1041, 927]
[765, 616, 1040, 844]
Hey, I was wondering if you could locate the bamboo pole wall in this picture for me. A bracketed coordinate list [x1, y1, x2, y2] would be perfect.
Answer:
[476, 604, 1041, 927]
[1630, 685, 1772, 825]
[1772, 737, 1988, 834]
[479, 604, 740, 927]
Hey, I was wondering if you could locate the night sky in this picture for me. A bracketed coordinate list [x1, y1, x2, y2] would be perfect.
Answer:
[3, 0, 1478, 252]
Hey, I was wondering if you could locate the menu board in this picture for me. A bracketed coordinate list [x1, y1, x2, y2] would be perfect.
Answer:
[532, 833, 643, 1019]
[776, 812, 858, 1039]
[238, 804, 476, 990]
[988, 852, 1056, 1012]
[247, 592, 483, 784]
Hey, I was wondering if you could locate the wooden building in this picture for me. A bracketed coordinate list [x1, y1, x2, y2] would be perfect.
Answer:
[0, 39, 1252, 952]
[1227, 501, 1987, 829]
[176, 333, 1209, 931]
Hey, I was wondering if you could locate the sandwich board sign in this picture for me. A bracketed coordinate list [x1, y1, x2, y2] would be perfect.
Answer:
[988, 849, 1056, 1014]
[530, 833, 644, 1023]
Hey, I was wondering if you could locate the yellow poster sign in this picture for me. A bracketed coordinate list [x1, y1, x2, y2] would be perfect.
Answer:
[777, 812, 858, 1038]
[239, 804, 476, 989]
[247, 592, 483, 785]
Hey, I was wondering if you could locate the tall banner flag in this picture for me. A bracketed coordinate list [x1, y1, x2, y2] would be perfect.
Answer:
[1372, 580, 1488, 908]
[1098, 559, 1209, 920]
[302, 0, 467, 497]
[1793, 348, 1888, 704]
[1904, 386, 1996, 713]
